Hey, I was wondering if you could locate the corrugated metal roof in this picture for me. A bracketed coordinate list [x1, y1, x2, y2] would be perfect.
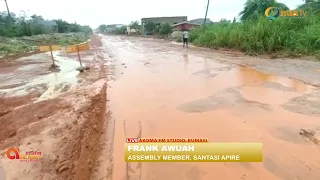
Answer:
[171, 21, 201, 27]
[188, 18, 213, 24]
[141, 16, 187, 20]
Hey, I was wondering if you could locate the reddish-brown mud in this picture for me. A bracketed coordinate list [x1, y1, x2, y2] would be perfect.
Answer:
[102, 36, 320, 180]
[0, 36, 108, 180]
[1, 34, 320, 180]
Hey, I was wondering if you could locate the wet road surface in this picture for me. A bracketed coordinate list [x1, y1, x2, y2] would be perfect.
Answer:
[0, 36, 109, 180]
[0, 52, 82, 98]
[102, 36, 320, 180]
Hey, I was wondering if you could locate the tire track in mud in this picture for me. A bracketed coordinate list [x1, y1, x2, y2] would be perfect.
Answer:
[106, 111, 116, 180]
[124, 120, 142, 180]
[94, 34, 320, 180]
[91, 110, 115, 180]
[88, 40, 117, 180]
[98, 37, 137, 180]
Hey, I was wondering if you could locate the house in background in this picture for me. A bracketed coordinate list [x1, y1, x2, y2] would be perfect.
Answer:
[141, 16, 187, 34]
[141, 16, 187, 25]
[171, 18, 214, 31]
[106, 24, 125, 32]
[188, 18, 214, 24]
[171, 22, 200, 31]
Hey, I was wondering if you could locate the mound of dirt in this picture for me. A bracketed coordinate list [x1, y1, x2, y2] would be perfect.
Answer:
[0, 79, 107, 180]
[0, 35, 109, 180]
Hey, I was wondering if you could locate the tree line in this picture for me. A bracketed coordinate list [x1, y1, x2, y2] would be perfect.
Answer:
[0, 12, 92, 37]
[97, 20, 173, 35]
[143, 22, 172, 35]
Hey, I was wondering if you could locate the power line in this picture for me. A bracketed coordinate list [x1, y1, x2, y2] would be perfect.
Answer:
[203, 0, 210, 25]
[3, 0, 11, 19]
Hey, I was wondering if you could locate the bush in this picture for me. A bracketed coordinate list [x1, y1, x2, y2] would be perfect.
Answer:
[144, 22, 156, 34]
[190, 14, 320, 58]
[0, 13, 92, 57]
[159, 23, 173, 35]
[0, 14, 92, 37]
[116, 26, 127, 34]
[143, 22, 173, 35]
[0, 33, 90, 56]
[169, 31, 183, 42]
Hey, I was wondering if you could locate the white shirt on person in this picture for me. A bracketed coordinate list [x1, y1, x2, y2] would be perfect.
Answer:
[183, 31, 189, 39]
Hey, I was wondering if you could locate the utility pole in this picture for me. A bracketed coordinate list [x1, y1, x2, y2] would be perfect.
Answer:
[203, 0, 210, 25]
[4, 0, 11, 19]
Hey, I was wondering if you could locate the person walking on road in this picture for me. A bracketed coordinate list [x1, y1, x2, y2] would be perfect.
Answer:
[182, 29, 189, 48]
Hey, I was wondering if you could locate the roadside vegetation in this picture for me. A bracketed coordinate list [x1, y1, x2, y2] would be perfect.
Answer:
[97, 21, 172, 36]
[0, 33, 90, 57]
[0, 12, 92, 57]
[108, 0, 319, 59]
[143, 22, 173, 35]
[189, 0, 320, 59]
[97, 24, 127, 34]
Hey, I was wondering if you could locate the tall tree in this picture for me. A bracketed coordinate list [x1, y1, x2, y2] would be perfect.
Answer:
[55, 19, 70, 33]
[144, 22, 156, 34]
[239, 0, 289, 21]
[130, 21, 140, 30]
[298, 0, 320, 14]
[97, 24, 107, 33]
[159, 23, 172, 35]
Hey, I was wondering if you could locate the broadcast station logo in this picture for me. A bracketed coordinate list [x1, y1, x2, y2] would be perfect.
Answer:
[6, 147, 42, 162]
[265, 7, 307, 20]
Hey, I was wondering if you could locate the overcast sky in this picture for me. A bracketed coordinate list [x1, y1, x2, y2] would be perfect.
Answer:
[0, 0, 305, 28]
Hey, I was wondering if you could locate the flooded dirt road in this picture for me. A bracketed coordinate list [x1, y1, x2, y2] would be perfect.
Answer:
[1, 34, 320, 180]
[0, 36, 108, 180]
[102, 36, 320, 180]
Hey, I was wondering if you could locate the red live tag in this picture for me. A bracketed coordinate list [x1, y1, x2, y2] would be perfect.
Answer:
[126, 138, 138, 143]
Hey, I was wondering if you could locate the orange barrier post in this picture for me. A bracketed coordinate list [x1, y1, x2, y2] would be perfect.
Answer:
[49, 45, 55, 66]
[76, 45, 83, 67]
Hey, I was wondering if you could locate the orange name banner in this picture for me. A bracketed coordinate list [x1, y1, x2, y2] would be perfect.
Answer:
[127, 138, 208, 143]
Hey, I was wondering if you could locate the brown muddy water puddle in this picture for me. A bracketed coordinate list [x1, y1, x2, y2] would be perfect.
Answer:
[103, 36, 320, 180]
[0, 51, 85, 101]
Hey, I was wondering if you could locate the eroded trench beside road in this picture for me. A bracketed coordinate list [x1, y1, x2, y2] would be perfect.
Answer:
[0, 35, 320, 180]
[0, 36, 109, 180]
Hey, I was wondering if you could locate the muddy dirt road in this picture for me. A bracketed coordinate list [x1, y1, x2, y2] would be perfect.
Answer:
[102, 36, 320, 180]
[0, 36, 108, 180]
[0, 34, 320, 180]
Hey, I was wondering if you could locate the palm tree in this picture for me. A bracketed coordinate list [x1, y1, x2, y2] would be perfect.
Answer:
[298, 0, 320, 14]
[239, 0, 289, 21]
[305, 0, 314, 3]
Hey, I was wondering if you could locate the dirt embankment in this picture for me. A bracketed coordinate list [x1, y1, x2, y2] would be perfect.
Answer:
[47, 81, 107, 180]
[0, 35, 109, 180]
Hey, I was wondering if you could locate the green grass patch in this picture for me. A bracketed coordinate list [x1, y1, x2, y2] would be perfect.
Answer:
[189, 15, 320, 60]
[0, 32, 90, 57]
